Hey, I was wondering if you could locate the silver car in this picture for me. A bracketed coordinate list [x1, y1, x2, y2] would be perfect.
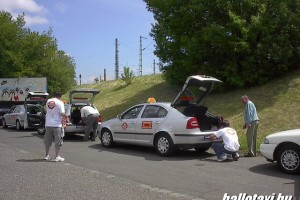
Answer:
[64, 89, 101, 135]
[98, 75, 225, 156]
[2, 92, 48, 131]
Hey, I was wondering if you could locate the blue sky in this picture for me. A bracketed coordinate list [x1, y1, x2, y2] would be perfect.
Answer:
[0, 0, 158, 83]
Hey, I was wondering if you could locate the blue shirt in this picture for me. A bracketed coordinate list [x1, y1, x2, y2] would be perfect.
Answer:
[244, 100, 259, 124]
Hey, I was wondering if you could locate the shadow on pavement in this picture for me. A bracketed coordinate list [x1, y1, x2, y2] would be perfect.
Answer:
[249, 163, 300, 197]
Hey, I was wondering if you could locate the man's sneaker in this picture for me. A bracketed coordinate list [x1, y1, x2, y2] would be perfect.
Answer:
[54, 156, 65, 162]
[217, 155, 228, 162]
[233, 153, 240, 161]
[44, 155, 51, 161]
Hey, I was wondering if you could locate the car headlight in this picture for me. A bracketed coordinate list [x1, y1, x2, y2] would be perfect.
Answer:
[264, 138, 269, 144]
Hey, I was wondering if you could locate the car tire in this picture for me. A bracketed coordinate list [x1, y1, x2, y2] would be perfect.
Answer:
[2, 119, 7, 128]
[101, 129, 114, 147]
[16, 120, 23, 131]
[154, 133, 174, 157]
[277, 144, 300, 174]
[37, 127, 46, 135]
[194, 146, 210, 153]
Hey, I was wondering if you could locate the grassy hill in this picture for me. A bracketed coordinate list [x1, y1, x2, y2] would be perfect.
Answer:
[68, 70, 300, 153]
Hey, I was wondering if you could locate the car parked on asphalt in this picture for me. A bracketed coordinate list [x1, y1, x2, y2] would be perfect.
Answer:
[0, 101, 16, 126]
[98, 75, 225, 156]
[260, 129, 300, 174]
[37, 89, 101, 135]
[2, 92, 48, 131]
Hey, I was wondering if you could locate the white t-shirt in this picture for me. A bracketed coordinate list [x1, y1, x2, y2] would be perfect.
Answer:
[215, 127, 240, 152]
[80, 106, 99, 118]
[45, 97, 65, 127]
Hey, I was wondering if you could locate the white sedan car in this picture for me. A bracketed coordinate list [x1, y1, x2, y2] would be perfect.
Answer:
[260, 129, 300, 174]
[98, 75, 226, 156]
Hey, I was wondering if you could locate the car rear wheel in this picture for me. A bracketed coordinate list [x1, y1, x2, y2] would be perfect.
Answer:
[37, 127, 46, 135]
[101, 129, 114, 147]
[2, 119, 7, 128]
[16, 120, 23, 131]
[154, 133, 174, 157]
[277, 144, 300, 174]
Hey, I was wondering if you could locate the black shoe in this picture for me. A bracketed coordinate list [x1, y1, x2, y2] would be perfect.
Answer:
[233, 153, 239, 161]
[244, 153, 254, 157]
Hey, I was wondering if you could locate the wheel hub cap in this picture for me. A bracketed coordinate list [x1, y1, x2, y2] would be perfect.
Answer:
[281, 150, 299, 170]
[158, 137, 169, 153]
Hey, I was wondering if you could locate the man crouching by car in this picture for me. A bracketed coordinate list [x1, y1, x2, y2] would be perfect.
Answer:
[209, 121, 240, 162]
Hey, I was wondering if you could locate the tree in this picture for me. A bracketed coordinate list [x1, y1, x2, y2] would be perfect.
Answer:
[0, 11, 76, 95]
[121, 67, 135, 85]
[144, 0, 300, 89]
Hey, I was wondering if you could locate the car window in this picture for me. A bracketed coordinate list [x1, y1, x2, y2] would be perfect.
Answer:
[141, 105, 168, 118]
[8, 106, 16, 113]
[15, 106, 24, 113]
[122, 105, 143, 119]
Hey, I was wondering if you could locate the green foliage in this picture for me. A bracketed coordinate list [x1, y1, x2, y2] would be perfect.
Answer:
[0, 11, 76, 96]
[144, 0, 300, 89]
[121, 67, 135, 85]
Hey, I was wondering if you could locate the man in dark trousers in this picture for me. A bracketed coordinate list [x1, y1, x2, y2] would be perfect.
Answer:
[80, 105, 100, 141]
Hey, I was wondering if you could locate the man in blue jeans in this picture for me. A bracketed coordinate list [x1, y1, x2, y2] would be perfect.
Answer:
[209, 121, 240, 162]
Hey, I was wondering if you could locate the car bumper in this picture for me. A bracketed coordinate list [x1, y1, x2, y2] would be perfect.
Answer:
[172, 131, 222, 145]
[260, 143, 277, 161]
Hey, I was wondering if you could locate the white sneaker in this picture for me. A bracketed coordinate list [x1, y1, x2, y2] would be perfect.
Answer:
[54, 156, 65, 162]
[44, 155, 51, 161]
[218, 155, 228, 162]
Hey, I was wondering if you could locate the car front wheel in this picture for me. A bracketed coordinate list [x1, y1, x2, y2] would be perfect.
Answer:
[154, 133, 174, 157]
[277, 144, 300, 174]
[101, 129, 114, 147]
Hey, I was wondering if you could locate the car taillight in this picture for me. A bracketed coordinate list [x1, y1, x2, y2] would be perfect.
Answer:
[186, 117, 199, 129]
[98, 115, 102, 123]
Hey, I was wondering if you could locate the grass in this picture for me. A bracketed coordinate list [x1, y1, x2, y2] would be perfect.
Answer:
[67, 70, 300, 153]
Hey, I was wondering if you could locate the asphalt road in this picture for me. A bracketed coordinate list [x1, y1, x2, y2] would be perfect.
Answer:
[0, 127, 299, 200]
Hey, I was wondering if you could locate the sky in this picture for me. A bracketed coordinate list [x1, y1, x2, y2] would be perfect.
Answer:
[0, 0, 158, 84]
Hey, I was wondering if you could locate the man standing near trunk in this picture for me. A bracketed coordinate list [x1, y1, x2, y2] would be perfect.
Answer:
[80, 105, 100, 141]
[241, 95, 259, 157]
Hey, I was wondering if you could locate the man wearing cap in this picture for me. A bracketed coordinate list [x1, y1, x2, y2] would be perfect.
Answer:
[44, 92, 67, 162]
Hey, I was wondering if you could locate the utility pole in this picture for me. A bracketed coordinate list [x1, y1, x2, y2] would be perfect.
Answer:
[153, 59, 156, 74]
[139, 36, 147, 76]
[115, 38, 119, 80]
[104, 69, 106, 81]
[79, 74, 81, 86]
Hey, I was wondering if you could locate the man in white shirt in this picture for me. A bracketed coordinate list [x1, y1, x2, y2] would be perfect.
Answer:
[209, 121, 240, 162]
[80, 105, 100, 141]
[44, 92, 67, 162]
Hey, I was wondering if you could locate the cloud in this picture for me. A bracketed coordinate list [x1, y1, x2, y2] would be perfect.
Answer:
[0, 0, 48, 25]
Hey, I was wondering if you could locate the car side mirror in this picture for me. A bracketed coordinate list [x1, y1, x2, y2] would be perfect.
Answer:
[117, 114, 121, 119]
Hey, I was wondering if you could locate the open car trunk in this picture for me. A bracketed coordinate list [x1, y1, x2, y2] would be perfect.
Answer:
[171, 75, 223, 131]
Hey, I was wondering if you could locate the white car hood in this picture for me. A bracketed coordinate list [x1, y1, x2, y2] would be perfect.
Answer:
[266, 129, 300, 144]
